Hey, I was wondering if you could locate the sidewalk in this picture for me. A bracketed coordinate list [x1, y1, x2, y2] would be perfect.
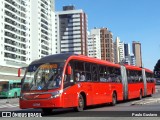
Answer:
[0, 98, 19, 105]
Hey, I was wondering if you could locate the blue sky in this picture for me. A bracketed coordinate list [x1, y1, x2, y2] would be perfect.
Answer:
[55, 0, 160, 70]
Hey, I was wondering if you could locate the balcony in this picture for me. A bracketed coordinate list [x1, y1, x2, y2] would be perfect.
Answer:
[5, 31, 17, 39]
[41, 40, 49, 45]
[5, 17, 17, 25]
[21, 6, 26, 12]
[41, 3, 48, 10]
[41, 9, 48, 15]
[21, 56, 26, 61]
[21, 31, 26, 37]
[41, 18, 48, 25]
[41, 50, 49, 55]
[21, 44, 26, 49]
[5, 10, 18, 20]
[5, 3, 17, 13]
[5, 24, 17, 32]
[5, 45, 17, 52]
[21, 37, 26, 42]
[41, 13, 48, 20]
[21, 50, 26, 55]
[5, 52, 16, 59]
[41, 24, 48, 30]
[5, 38, 17, 46]
[41, 0, 48, 6]
[21, 19, 26, 24]
[41, 29, 48, 36]
[41, 45, 49, 51]
[41, 34, 49, 40]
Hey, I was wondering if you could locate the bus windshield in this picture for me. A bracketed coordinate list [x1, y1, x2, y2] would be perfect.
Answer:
[0, 82, 9, 92]
[21, 63, 63, 91]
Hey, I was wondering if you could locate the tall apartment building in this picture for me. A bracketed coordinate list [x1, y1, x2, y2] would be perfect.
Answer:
[30, 0, 55, 61]
[124, 43, 130, 57]
[0, 0, 55, 80]
[100, 28, 114, 62]
[88, 28, 101, 59]
[55, 5, 88, 55]
[114, 37, 125, 64]
[124, 43, 136, 66]
[132, 41, 142, 67]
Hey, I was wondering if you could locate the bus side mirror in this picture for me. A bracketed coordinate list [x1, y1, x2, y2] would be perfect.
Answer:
[66, 66, 71, 75]
[18, 68, 21, 77]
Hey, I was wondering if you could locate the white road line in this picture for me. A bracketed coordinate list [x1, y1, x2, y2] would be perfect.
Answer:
[0, 104, 19, 108]
[131, 98, 160, 105]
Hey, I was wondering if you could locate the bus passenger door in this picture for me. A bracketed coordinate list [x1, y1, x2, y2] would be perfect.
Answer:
[63, 74, 77, 108]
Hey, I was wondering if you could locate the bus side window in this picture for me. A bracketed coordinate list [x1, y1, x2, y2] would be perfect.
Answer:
[115, 68, 121, 83]
[99, 65, 107, 82]
[92, 64, 98, 82]
[85, 62, 91, 81]
[127, 70, 132, 83]
[10, 84, 13, 89]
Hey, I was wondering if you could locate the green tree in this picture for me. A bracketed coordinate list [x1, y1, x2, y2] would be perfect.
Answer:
[154, 59, 160, 78]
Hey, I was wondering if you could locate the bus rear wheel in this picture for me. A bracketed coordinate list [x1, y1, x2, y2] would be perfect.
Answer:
[74, 94, 84, 112]
[42, 108, 53, 115]
[149, 88, 154, 97]
[138, 90, 142, 100]
[111, 92, 117, 106]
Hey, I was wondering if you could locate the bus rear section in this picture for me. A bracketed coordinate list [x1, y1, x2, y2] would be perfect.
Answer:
[145, 69, 155, 96]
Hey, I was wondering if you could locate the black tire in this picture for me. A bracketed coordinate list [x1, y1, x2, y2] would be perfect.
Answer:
[149, 89, 154, 97]
[42, 108, 53, 115]
[14, 92, 17, 98]
[111, 92, 117, 106]
[74, 94, 84, 112]
[139, 90, 142, 100]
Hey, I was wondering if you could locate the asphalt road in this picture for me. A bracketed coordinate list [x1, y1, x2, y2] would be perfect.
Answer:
[1, 85, 160, 119]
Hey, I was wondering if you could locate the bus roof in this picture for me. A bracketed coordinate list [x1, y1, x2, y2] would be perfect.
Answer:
[29, 53, 120, 68]
[124, 64, 153, 73]
[30, 53, 78, 65]
[144, 68, 153, 73]
[68, 54, 120, 68]
[124, 64, 142, 71]
[28, 54, 154, 71]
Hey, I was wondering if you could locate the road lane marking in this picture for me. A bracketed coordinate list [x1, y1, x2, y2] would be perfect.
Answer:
[0, 104, 19, 108]
[131, 98, 160, 105]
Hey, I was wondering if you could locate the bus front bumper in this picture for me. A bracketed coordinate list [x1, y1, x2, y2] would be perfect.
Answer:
[19, 97, 62, 109]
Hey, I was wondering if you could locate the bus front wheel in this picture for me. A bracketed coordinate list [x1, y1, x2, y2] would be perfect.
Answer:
[14, 92, 17, 98]
[42, 108, 53, 115]
[74, 94, 84, 112]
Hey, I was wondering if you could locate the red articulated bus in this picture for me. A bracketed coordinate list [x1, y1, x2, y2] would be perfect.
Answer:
[19, 53, 155, 114]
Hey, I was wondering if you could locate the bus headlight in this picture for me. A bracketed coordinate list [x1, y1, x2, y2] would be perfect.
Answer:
[51, 90, 63, 98]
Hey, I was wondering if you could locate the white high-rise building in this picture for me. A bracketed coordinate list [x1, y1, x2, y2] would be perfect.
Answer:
[30, 0, 55, 61]
[88, 28, 101, 59]
[114, 37, 125, 63]
[55, 6, 88, 55]
[0, 0, 55, 80]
